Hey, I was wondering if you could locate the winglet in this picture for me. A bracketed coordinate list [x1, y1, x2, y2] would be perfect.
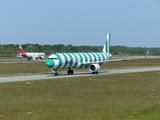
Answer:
[145, 48, 150, 58]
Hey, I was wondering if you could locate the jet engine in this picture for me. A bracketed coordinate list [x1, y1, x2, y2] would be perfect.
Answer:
[40, 56, 44, 60]
[89, 64, 100, 73]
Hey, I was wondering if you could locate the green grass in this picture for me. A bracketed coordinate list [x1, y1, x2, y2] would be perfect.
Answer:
[0, 72, 160, 119]
[0, 58, 160, 119]
[0, 56, 24, 59]
[0, 62, 49, 76]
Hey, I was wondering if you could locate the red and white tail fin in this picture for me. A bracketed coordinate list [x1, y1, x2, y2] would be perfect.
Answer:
[19, 45, 25, 54]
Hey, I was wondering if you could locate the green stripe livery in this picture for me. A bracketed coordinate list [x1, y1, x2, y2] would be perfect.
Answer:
[46, 33, 111, 75]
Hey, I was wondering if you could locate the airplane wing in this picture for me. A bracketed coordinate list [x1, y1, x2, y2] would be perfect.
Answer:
[105, 48, 149, 63]
[82, 56, 145, 67]
[82, 48, 149, 66]
[104, 56, 145, 62]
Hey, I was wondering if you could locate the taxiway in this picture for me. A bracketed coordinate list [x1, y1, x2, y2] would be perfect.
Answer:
[0, 67, 160, 83]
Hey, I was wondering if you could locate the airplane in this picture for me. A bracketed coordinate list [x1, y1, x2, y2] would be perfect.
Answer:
[19, 45, 45, 60]
[45, 33, 143, 76]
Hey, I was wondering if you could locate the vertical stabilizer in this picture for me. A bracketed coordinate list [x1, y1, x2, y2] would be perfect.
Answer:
[102, 33, 110, 53]
[102, 33, 112, 58]
[19, 45, 25, 54]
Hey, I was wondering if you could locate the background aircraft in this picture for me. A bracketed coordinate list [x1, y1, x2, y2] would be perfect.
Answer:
[46, 33, 137, 76]
[19, 45, 45, 60]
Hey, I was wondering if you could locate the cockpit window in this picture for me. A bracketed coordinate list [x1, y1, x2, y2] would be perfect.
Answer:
[48, 58, 58, 60]
[48, 58, 52, 60]
[53, 58, 58, 60]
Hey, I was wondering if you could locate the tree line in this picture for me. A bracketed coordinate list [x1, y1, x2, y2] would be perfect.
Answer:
[0, 43, 160, 57]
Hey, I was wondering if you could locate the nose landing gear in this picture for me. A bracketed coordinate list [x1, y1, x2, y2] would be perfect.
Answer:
[54, 72, 58, 76]
[51, 69, 59, 76]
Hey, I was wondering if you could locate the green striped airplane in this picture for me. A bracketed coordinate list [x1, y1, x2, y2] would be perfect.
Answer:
[45, 33, 129, 76]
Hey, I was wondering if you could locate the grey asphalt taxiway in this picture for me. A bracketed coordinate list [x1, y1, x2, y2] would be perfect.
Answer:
[0, 67, 160, 83]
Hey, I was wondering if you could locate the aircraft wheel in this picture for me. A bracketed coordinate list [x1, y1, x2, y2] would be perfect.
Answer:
[67, 70, 70, 74]
[92, 72, 98, 74]
[71, 70, 74, 74]
[55, 73, 58, 76]
[68, 69, 74, 75]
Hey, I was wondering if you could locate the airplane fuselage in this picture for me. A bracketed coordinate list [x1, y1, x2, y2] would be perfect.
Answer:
[19, 45, 45, 60]
[46, 52, 109, 73]
[20, 52, 45, 60]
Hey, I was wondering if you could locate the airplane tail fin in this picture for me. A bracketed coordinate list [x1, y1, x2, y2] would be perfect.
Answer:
[102, 33, 112, 57]
[19, 45, 25, 54]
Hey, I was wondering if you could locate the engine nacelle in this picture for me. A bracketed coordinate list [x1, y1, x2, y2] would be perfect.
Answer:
[109, 53, 112, 58]
[40, 56, 44, 60]
[89, 64, 100, 72]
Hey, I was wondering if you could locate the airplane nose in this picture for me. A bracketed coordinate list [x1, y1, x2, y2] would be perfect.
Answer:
[46, 60, 54, 68]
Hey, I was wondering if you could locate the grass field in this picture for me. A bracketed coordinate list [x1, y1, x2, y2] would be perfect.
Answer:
[0, 58, 160, 119]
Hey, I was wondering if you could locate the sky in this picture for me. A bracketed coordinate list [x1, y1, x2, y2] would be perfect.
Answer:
[0, 0, 160, 47]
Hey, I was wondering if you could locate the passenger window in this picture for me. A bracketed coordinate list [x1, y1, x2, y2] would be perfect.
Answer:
[48, 58, 58, 60]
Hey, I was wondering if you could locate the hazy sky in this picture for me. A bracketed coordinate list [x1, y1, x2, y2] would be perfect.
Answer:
[0, 0, 160, 47]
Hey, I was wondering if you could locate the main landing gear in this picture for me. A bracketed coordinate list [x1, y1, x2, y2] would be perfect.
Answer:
[67, 69, 74, 75]
[92, 71, 98, 74]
